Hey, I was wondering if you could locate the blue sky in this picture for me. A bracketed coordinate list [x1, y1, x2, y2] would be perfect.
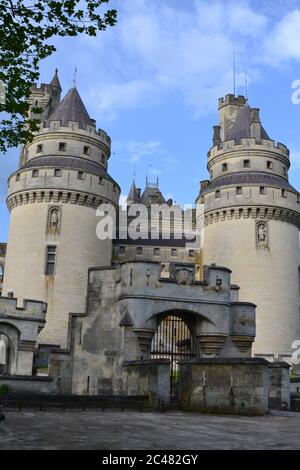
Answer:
[2, 0, 300, 240]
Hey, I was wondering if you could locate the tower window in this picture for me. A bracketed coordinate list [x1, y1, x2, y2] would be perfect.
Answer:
[189, 250, 195, 257]
[215, 190, 221, 198]
[54, 168, 61, 177]
[297, 194, 300, 204]
[78, 171, 84, 180]
[37, 144, 43, 153]
[15, 173, 20, 182]
[236, 186, 242, 195]
[222, 163, 227, 171]
[171, 248, 177, 257]
[259, 186, 266, 194]
[101, 154, 106, 163]
[283, 166, 287, 175]
[32, 170, 39, 178]
[58, 142, 66, 151]
[136, 247, 143, 255]
[243, 159, 250, 168]
[45, 245, 57, 275]
[113, 184, 117, 192]
[83, 146, 90, 155]
[154, 248, 160, 256]
[98, 176, 103, 185]
[119, 246, 125, 254]
[267, 161, 273, 169]
[281, 189, 287, 198]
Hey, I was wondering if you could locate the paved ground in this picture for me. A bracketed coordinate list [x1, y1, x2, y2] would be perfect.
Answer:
[0, 410, 300, 450]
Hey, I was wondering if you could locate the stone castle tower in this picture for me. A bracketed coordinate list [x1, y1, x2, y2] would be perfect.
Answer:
[198, 94, 300, 361]
[2, 71, 120, 347]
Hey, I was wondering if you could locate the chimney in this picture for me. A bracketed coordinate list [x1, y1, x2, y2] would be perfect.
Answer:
[250, 108, 261, 140]
[213, 126, 221, 147]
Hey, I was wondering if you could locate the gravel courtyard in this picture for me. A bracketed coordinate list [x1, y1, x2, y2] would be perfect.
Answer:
[0, 410, 300, 450]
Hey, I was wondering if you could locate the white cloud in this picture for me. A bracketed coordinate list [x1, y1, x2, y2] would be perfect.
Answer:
[73, 0, 271, 120]
[114, 140, 169, 163]
[263, 10, 300, 64]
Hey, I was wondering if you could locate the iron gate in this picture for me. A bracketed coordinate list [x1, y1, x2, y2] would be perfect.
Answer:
[150, 314, 196, 398]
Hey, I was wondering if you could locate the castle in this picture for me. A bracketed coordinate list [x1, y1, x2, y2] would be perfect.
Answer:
[0, 71, 299, 404]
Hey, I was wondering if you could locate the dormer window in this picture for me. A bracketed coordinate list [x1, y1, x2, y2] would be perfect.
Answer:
[59, 142, 66, 151]
[83, 146, 90, 155]
[37, 144, 43, 153]
[243, 159, 250, 168]
[222, 163, 227, 172]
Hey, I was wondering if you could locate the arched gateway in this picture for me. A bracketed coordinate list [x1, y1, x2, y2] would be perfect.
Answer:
[151, 313, 196, 397]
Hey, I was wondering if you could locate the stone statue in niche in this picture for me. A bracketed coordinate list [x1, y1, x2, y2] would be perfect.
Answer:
[47, 206, 62, 233]
[256, 220, 268, 247]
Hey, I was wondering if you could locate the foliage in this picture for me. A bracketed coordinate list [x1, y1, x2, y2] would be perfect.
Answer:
[0, 384, 9, 395]
[0, 0, 117, 152]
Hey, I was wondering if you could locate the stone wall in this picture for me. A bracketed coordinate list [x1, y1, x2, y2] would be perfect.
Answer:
[179, 358, 270, 415]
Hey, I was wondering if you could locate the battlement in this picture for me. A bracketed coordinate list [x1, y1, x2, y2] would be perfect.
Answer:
[31, 82, 52, 95]
[38, 120, 111, 145]
[208, 138, 290, 161]
[0, 296, 47, 321]
[218, 94, 246, 109]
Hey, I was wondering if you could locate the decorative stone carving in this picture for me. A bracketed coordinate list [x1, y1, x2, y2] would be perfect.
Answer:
[47, 206, 62, 234]
[170, 263, 195, 285]
[255, 220, 268, 247]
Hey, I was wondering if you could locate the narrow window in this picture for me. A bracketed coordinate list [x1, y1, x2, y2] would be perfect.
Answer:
[189, 250, 195, 257]
[215, 190, 221, 198]
[98, 176, 103, 185]
[78, 171, 84, 180]
[171, 248, 177, 257]
[32, 170, 39, 178]
[54, 169, 61, 177]
[83, 146, 90, 155]
[101, 154, 106, 163]
[222, 163, 227, 171]
[267, 161, 273, 169]
[59, 142, 66, 151]
[113, 184, 117, 192]
[283, 166, 287, 175]
[259, 186, 266, 195]
[243, 159, 250, 168]
[136, 247, 143, 255]
[154, 248, 160, 256]
[281, 189, 286, 198]
[236, 186, 242, 195]
[119, 246, 125, 254]
[45, 246, 56, 275]
[15, 173, 20, 182]
[297, 194, 300, 204]
[37, 144, 43, 153]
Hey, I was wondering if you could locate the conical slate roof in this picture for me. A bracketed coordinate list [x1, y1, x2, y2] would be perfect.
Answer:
[47, 86, 93, 128]
[50, 69, 62, 90]
[127, 179, 141, 203]
[227, 104, 270, 142]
